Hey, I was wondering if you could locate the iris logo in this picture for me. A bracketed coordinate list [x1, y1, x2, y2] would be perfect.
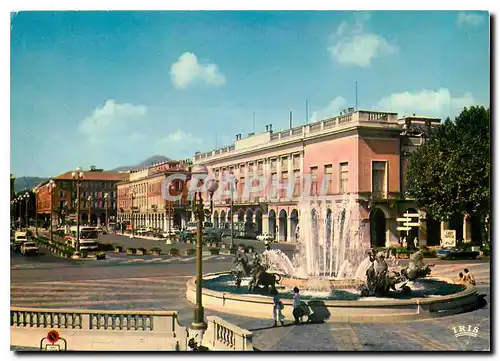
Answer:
[453, 325, 479, 338]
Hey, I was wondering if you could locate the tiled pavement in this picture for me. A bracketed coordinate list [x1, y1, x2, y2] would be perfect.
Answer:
[11, 261, 490, 351]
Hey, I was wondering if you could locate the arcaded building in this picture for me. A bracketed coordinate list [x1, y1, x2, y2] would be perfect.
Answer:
[192, 109, 461, 248]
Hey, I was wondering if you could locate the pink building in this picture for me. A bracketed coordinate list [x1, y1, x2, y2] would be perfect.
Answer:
[192, 109, 457, 247]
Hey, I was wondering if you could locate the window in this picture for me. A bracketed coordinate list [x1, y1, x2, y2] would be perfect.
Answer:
[293, 154, 300, 169]
[270, 158, 277, 172]
[281, 156, 288, 169]
[310, 166, 318, 196]
[271, 173, 278, 199]
[340, 162, 348, 194]
[281, 171, 289, 198]
[293, 170, 301, 197]
[257, 161, 264, 174]
[324, 164, 333, 194]
[372, 161, 387, 198]
[248, 163, 254, 173]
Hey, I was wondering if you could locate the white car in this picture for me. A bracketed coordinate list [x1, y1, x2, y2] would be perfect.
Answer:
[257, 233, 275, 242]
[21, 242, 39, 256]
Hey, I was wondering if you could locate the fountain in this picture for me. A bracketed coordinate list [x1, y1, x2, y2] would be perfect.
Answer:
[186, 195, 482, 322]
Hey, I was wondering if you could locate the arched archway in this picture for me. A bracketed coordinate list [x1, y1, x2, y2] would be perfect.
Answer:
[268, 210, 276, 236]
[370, 208, 386, 247]
[220, 210, 226, 227]
[213, 210, 219, 228]
[255, 209, 263, 235]
[237, 209, 244, 223]
[290, 209, 299, 241]
[279, 209, 287, 242]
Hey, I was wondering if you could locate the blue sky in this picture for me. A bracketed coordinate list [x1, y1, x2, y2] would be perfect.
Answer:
[11, 10, 489, 177]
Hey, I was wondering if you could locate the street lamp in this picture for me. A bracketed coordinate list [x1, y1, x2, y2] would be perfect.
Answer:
[104, 193, 109, 231]
[229, 173, 238, 249]
[71, 167, 84, 253]
[32, 188, 39, 236]
[87, 195, 92, 226]
[165, 183, 175, 242]
[47, 180, 56, 244]
[189, 164, 218, 341]
[23, 193, 30, 231]
[130, 190, 136, 237]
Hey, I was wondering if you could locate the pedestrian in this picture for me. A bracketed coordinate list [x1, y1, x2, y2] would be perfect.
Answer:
[455, 272, 465, 284]
[463, 268, 476, 285]
[270, 286, 285, 327]
[292, 287, 303, 324]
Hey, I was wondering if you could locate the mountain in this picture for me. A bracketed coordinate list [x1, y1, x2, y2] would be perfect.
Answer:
[111, 155, 173, 172]
[14, 177, 47, 193]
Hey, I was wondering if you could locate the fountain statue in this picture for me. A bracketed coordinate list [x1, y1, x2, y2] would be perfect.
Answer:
[232, 251, 282, 292]
[400, 249, 434, 281]
[358, 249, 404, 297]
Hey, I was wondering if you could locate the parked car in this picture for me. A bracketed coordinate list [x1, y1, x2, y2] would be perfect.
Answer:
[436, 247, 479, 260]
[21, 242, 39, 256]
[257, 233, 275, 242]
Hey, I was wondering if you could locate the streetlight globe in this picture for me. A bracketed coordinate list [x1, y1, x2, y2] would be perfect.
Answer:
[71, 171, 76, 178]
[76, 166, 82, 172]
[104, 193, 108, 199]
[206, 178, 218, 194]
[79, 172, 84, 179]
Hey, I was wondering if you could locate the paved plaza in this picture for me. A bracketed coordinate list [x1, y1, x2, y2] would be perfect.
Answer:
[10, 244, 490, 351]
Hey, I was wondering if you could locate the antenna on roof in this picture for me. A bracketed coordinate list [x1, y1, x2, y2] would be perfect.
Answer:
[355, 81, 358, 111]
[305, 100, 309, 124]
[253, 112, 255, 133]
[289, 111, 293, 129]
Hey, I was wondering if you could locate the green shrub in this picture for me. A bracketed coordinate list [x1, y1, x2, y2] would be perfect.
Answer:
[186, 248, 196, 256]
[244, 245, 254, 253]
[26, 230, 33, 237]
[126, 248, 137, 254]
[80, 250, 88, 258]
[210, 248, 220, 255]
[151, 247, 162, 255]
[169, 248, 180, 256]
[96, 252, 106, 260]
[481, 247, 490, 257]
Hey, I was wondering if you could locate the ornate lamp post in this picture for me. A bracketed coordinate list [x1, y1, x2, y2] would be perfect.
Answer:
[23, 193, 30, 231]
[104, 193, 109, 231]
[229, 173, 238, 249]
[189, 164, 218, 342]
[10, 200, 15, 225]
[165, 183, 175, 242]
[33, 188, 39, 236]
[87, 196, 92, 226]
[71, 167, 84, 252]
[47, 180, 56, 244]
[130, 190, 136, 237]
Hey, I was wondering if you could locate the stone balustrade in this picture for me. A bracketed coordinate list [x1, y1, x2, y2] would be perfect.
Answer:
[203, 315, 254, 351]
[10, 307, 188, 351]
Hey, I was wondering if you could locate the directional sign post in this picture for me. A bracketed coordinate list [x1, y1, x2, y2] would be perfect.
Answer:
[404, 222, 421, 227]
[396, 226, 412, 231]
[396, 218, 411, 222]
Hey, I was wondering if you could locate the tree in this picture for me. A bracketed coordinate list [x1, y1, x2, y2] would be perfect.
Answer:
[405, 106, 490, 242]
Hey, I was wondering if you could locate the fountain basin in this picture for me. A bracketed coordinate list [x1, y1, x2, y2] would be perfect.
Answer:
[186, 272, 481, 323]
[279, 276, 365, 290]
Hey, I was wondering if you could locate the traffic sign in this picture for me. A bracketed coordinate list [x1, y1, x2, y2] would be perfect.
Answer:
[397, 226, 412, 231]
[396, 218, 411, 222]
[404, 222, 421, 227]
[403, 213, 420, 218]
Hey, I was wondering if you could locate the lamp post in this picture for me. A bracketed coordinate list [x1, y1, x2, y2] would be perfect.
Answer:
[24, 193, 30, 231]
[165, 184, 175, 241]
[10, 200, 14, 226]
[71, 167, 84, 253]
[189, 164, 218, 341]
[229, 174, 238, 249]
[87, 196, 92, 226]
[47, 180, 56, 244]
[33, 189, 39, 236]
[104, 193, 109, 231]
[131, 191, 136, 237]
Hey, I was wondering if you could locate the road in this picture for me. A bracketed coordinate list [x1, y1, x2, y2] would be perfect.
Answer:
[11, 245, 490, 351]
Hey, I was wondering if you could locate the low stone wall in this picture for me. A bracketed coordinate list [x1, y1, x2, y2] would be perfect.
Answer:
[186, 273, 480, 323]
[10, 307, 188, 351]
[203, 316, 254, 351]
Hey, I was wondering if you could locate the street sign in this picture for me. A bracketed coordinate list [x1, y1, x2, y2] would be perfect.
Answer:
[45, 345, 60, 351]
[442, 230, 456, 247]
[404, 222, 421, 227]
[396, 217, 411, 222]
[403, 213, 420, 218]
[397, 226, 412, 231]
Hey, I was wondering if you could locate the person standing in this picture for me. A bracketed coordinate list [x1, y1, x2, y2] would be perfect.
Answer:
[270, 287, 285, 327]
[292, 287, 302, 324]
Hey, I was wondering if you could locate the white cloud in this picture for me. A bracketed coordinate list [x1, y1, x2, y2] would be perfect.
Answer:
[79, 100, 147, 136]
[374, 88, 477, 117]
[310, 96, 347, 122]
[456, 12, 485, 26]
[170, 52, 226, 89]
[328, 13, 397, 67]
[155, 129, 202, 154]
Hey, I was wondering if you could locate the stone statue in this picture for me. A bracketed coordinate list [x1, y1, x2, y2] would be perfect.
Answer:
[360, 249, 404, 297]
[232, 253, 251, 287]
[402, 237, 407, 248]
[400, 250, 434, 281]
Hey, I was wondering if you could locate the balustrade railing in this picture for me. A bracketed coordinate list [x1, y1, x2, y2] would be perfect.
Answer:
[205, 316, 253, 351]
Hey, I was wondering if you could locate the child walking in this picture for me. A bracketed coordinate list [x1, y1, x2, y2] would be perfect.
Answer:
[271, 286, 285, 327]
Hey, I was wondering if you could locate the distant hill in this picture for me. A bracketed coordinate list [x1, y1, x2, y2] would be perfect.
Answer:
[14, 177, 47, 193]
[110, 155, 173, 172]
[13, 155, 174, 192]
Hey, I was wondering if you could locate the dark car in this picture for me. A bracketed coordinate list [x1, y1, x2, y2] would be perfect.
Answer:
[436, 247, 479, 260]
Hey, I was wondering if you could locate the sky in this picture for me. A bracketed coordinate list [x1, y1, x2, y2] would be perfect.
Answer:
[10, 10, 490, 178]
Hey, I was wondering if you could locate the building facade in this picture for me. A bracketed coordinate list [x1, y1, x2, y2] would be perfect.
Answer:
[116, 160, 191, 231]
[36, 167, 129, 226]
[191, 109, 465, 247]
